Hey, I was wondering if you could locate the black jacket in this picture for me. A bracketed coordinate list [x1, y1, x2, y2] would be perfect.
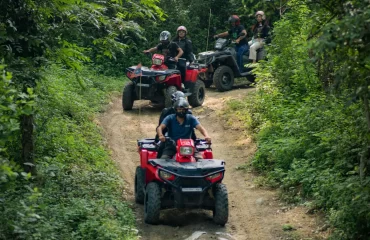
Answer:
[252, 22, 270, 40]
[172, 37, 195, 62]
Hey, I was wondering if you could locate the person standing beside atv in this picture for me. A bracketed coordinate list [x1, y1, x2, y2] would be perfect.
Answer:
[172, 26, 194, 83]
[143, 31, 184, 69]
[214, 15, 248, 72]
[248, 11, 270, 65]
[172, 26, 195, 63]
[157, 98, 211, 159]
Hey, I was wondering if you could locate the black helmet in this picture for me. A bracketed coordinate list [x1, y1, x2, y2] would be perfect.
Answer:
[159, 31, 171, 41]
[171, 91, 186, 104]
[173, 98, 190, 109]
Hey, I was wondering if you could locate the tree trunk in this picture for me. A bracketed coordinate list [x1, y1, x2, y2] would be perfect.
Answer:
[21, 114, 35, 174]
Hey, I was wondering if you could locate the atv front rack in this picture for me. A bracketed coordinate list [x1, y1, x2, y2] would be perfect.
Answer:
[137, 138, 158, 151]
[137, 138, 211, 151]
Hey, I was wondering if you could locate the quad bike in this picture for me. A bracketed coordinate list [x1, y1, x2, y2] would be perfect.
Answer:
[123, 53, 207, 110]
[135, 137, 229, 226]
[196, 38, 266, 91]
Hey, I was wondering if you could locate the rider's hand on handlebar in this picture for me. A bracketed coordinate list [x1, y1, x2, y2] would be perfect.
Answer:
[159, 135, 166, 142]
[143, 50, 149, 53]
[235, 39, 240, 44]
[205, 137, 211, 143]
[174, 56, 179, 62]
[213, 35, 219, 40]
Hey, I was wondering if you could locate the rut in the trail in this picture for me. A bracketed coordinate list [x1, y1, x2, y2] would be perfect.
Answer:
[99, 88, 327, 240]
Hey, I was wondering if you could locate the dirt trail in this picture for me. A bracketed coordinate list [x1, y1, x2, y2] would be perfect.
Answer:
[100, 87, 327, 240]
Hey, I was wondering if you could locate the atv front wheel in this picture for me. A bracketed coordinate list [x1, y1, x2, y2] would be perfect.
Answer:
[213, 183, 229, 226]
[135, 166, 145, 204]
[188, 80, 205, 107]
[213, 66, 234, 92]
[144, 182, 161, 224]
[122, 82, 135, 110]
[165, 86, 178, 108]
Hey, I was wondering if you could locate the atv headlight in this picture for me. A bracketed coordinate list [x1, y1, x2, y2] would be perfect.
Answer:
[159, 170, 175, 180]
[156, 75, 166, 81]
[179, 146, 194, 156]
[153, 58, 163, 66]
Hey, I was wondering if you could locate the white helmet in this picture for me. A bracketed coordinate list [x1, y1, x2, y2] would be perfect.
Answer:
[159, 31, 171, 41]
[177, 26, 187, 34]
[255, 11, 266, 20]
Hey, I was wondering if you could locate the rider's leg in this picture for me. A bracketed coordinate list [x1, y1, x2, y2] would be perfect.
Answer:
[177, 59, 186, 83]
[236, 44, 249, 72]
[194, 150, 203, 160]
[160, 140, 176, 159]
[249, 42, 263, 64]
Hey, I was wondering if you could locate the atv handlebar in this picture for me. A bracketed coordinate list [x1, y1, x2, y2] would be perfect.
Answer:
[161, 137, 211, 145]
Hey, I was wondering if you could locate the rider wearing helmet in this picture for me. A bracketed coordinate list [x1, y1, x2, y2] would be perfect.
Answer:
[214, 15, 249, 72]
[155, 91, 195, 142]
[172, 26, 195, 84]
[172, 26, 195, 63]
[157, 98, 211, 159]
[143, 31, 184, 69]
[248, 11, 270, 65]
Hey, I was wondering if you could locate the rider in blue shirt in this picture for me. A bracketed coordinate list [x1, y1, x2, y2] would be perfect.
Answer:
[157, 98, 211, 159]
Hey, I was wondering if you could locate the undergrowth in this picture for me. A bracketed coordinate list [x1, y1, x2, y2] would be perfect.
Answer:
[0, 65, 136, 240]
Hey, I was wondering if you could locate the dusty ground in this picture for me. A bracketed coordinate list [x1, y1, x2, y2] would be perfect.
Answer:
[99, 86, 329, 240]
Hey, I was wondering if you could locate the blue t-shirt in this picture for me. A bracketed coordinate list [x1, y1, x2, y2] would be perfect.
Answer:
[161, 114, 200, 142]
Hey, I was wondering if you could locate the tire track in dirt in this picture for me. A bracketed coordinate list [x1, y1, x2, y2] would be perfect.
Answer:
[99, 87, 327, 240]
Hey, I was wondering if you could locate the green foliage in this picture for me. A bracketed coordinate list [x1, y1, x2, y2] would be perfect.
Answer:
[226, 0, 370, 239]
[0, 0, 164, 80]
[0, 66, 136, 239]
[0, 63, 35, 184]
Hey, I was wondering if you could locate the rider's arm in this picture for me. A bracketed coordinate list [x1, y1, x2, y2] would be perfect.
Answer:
[144, 46, 157, 53]
[176, 47, 184, 59]
[157, 123, 166, 140]
[215, 31, 229, 38]
[195, 124, 211, 143]
[187, 40, 193, 53]
[237, 30, 247, 42]
[157, 114, 172, 141]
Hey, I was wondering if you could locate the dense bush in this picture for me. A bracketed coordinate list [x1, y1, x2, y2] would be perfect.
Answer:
[0, 66, 136, 240]
[226, 1, 370, 239]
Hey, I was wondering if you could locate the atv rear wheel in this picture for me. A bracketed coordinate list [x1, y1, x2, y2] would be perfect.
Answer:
[122, 82, 135, 110]
[144, 182, 161, 224]
[135, 166, 145, 204]
[188, 80, 205, 107]
[213, 66, 234, 92]
[165, 86, 177, 108]
[213, 183, 229, 226]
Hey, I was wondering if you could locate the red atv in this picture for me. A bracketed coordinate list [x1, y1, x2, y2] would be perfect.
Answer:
[123, 54, 207, 110]
[135, 137, 229, 226]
